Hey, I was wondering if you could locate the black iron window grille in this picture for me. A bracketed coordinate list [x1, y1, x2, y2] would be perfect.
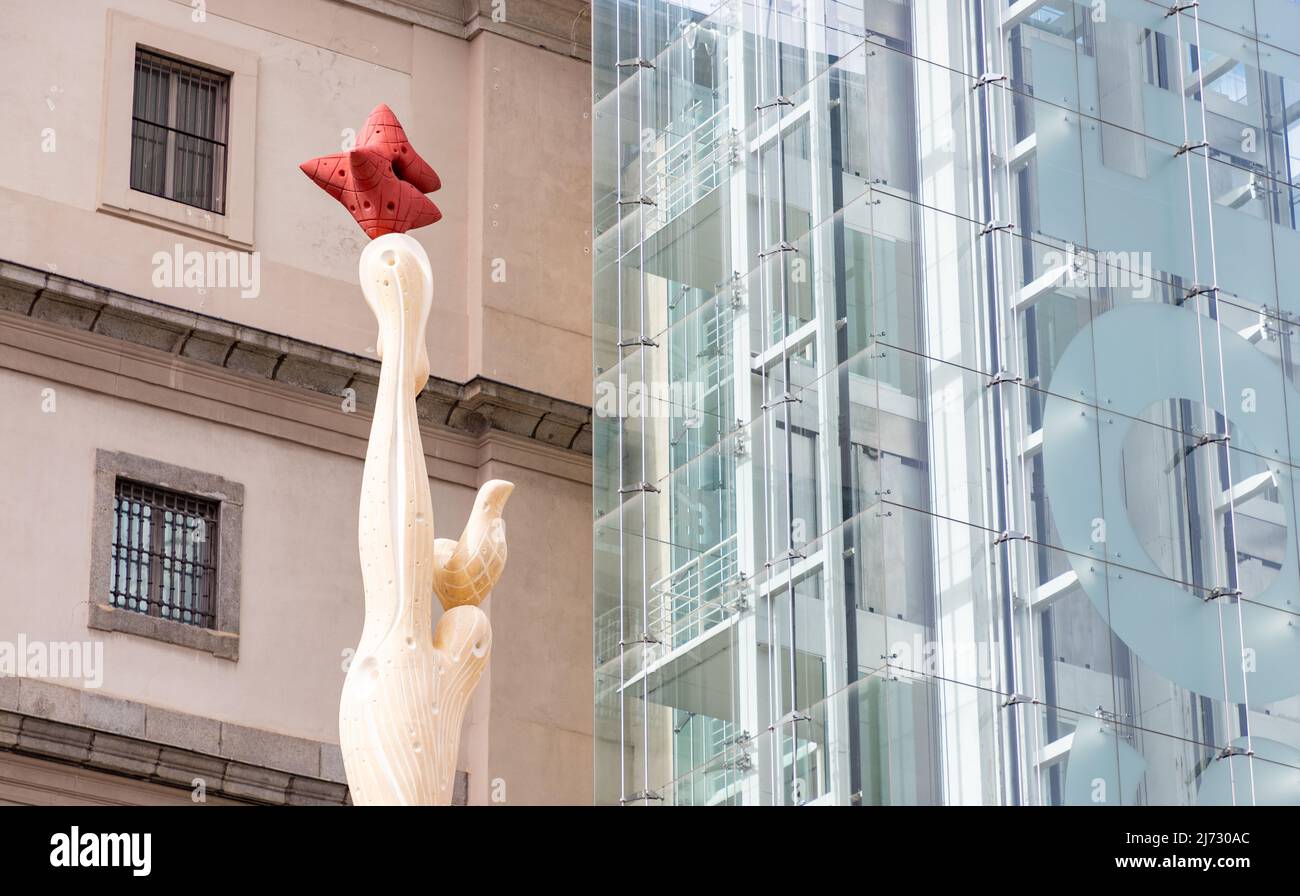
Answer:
[110, 478, 220, 628]
[130, 47, 230, 214]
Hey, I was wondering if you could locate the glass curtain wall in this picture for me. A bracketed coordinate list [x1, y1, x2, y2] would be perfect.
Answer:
[593, 0, 1300, 805]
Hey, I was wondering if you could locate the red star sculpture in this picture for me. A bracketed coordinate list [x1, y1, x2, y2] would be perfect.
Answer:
[300, 104, 442, 239]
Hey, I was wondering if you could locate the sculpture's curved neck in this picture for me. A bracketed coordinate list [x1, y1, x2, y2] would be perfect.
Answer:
[355, 235, 435, 652]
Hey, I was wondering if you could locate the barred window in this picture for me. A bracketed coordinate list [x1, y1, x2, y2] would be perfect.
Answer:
[110, 479, 219, 629]
[130, 47, 230, 214]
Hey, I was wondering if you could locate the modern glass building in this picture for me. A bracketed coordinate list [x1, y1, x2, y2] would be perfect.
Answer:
[592, 0, 1300, 805]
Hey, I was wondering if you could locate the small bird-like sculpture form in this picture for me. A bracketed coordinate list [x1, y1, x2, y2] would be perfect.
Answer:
[300, 104, 442, 238]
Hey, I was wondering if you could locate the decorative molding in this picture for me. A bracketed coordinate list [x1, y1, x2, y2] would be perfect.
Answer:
[0, 678, 470, 805]
[337, 0, 592, 60]
[0, 260, 593, 460]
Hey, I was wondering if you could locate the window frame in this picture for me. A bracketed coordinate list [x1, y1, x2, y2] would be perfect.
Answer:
[98, 10, 258, 247]
[109, 476, 222, 629]
[88, 450, 244, 661]
[129, 47, 232, 215]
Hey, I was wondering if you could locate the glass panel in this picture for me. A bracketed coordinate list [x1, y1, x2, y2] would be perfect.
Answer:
[593, 0, 1300, 805]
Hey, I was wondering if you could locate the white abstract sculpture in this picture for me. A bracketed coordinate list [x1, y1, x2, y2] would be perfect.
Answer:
[338, 232, 512, 805]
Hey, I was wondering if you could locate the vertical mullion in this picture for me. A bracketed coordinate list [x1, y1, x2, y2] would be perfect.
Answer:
[127, 496, 138, 612]
[123, 496, 134, 609]
[164, 60, 177, 202]
[151, 61, 165, 195]
[205, 504, 218, 626]
[148, 501, 163, 618]
[197, 75, 209, 209]
[184, 509, 194, 624]
[110, 498, 119, 603]
[218, 79, 229, 212]
[177, 66, 189, 205]
[132, 496, 144, 612]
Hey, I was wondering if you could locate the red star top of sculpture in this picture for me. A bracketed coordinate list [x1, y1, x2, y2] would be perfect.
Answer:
[300, 104, 442, 239]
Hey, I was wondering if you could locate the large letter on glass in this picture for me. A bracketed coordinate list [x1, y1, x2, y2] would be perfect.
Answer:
[1042, 303, 1300, 705]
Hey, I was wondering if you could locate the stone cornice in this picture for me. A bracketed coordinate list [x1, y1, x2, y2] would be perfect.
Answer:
[0, 678, 472, 805]
[0, 709, 351, 805]
[0, 678, 355, 805]
[0, 260, 592, 458]
[338, 0, 592, 60]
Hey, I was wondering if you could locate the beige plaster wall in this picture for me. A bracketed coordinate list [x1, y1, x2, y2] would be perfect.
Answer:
[0, 0, 594, 803]
[465, 31, 593, 407]
[0, 0, 593, 405]
[0, 360, 591, 802]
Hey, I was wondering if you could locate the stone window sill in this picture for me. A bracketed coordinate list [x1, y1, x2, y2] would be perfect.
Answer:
[88, 602, 240, 662]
